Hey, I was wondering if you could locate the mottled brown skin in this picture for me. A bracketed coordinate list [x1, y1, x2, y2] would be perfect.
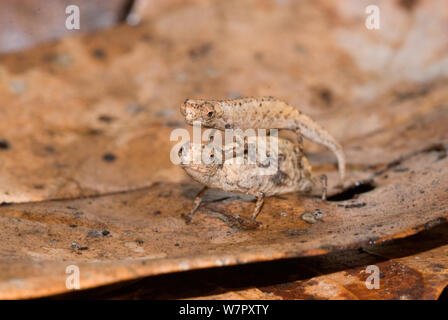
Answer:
[178, 136, 326, 227]
[180, 96, 346, 183]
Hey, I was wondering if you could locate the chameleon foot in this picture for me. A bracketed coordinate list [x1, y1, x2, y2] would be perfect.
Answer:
[181, 213, 193, 224]
[238, 218, 263, 230]
[320, 174, 327, 201]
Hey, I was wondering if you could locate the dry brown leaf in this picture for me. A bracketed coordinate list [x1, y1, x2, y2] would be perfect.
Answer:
[252, 224, 448, 300]
[47, 224, 448, 300]
[0, 0, 447, 299]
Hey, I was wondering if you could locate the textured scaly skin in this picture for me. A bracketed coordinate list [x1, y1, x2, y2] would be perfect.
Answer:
[178, 136, 323, 198]
[181, 96, 346, 182]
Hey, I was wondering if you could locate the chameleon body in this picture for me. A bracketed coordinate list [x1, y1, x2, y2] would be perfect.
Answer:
[178, 136, 326, 225]
[181, 96, 346, 182]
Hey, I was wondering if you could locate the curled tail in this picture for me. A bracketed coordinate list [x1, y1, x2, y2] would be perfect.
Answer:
[294, 113, 346, 183]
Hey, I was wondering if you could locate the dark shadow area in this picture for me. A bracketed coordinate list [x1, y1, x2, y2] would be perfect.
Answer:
[439, 286, 448, 300]
[327, 180, 376, 201]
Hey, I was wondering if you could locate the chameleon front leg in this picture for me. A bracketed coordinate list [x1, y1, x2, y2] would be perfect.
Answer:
[181, 186, 208, 224]
[251, 192, 265, 221]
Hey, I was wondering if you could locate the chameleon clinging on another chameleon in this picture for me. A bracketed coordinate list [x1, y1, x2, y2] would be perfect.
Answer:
[178, 136, 327, 227]
[180, 96, 346, 182]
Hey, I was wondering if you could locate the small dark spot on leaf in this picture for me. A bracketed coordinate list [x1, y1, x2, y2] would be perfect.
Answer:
[44, 145, 55, 153]
[103, 153, 116, 162]
[158, 191, 172, 198]
[319, 88, 333, 105]
[71, 211, 84, 217]
[98, 115, 114, 123]
[254, 52, 263, 60]
[164, 121, 184, 128]
[87, 128, 102, 135]
[92, 48, 106, 59]
[141, 33, 153, 42]
[399, 0, 418, 11]
[126, 104, 145, 114]
[188, 43, 213, 59]
[42, 53, 57, 63]
[0, 139, 10, 150]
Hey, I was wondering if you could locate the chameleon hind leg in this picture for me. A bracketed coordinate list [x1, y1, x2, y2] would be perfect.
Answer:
[181, 186, 208, 224]
[298, 174, 327, 201]
[319, 174, 327, 200]
[237, 192, 264, 229]
[295, 146, 327, 200]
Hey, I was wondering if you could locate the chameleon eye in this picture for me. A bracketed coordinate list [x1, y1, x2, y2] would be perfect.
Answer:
[207, 111, 214, 118]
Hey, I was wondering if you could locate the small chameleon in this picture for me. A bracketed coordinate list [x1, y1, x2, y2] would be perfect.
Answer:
[178, 135, 327, 227]
[180, 96, 346, 182]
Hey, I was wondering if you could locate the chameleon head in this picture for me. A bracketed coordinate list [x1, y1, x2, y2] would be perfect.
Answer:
[178, 141, 221, 178]
[180, 99, 223, 126]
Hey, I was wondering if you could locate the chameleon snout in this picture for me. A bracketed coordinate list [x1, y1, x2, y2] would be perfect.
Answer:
[180, 100, 188, 116]
[180, 99, 198, 124]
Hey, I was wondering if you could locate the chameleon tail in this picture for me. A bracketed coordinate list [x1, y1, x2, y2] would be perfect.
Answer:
[294, 113, 346, 183]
